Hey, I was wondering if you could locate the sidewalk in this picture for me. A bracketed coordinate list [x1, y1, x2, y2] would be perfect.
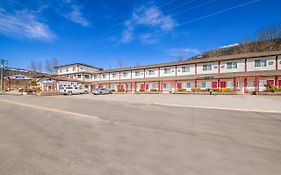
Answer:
[75, 94, 281, 114]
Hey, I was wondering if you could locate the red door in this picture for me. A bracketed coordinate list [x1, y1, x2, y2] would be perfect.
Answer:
[267, 80, 274, 85]
[177, 82, 182, 89]
[211, 82, 218, 88]
[140, 84, 145, 90]
[278, 80, 281, 87]
[220, 81, 226, 88]
[145, 84, 149, 90]
[120, 85, 124, 89]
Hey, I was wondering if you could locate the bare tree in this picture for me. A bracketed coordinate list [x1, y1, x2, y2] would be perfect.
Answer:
[30, 60, 38, 72]
[38, 61, 42, 72]
[176, 51, 186, 62]
[45, 58, 59, 74]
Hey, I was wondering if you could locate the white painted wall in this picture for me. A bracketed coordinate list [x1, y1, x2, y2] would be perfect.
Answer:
[57, 64, 100, 75]
[159, 66, 176, 77]
[145, 68, 159, 78]
[120, 71, 132, 80]
[220, 59, 245, 73]
[247, 56, 276, 71]
[197, 62, 219, 74]
[100, 73, 110, 81]
[92, 74, 101, 81]
[132, 69, 145, 79]
[109, 72, 119, 80]
[176, 64, 196, 76]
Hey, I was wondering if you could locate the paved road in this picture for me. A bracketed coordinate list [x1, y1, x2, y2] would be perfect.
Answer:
[0, 95, 281, 175]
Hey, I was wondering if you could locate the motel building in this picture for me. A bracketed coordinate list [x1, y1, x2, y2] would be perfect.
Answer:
[54, 51, 281, 94]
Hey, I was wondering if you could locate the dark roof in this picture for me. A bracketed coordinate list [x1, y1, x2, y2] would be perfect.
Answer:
[54, 63, 103, 70]
[94, 51, 281, 74]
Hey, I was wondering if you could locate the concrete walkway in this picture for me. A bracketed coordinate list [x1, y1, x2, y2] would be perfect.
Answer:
[75, 94, 281, 114]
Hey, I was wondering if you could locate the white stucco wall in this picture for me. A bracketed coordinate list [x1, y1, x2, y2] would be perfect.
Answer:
[132, 69, 145, 79]
[220, 59, 245, 73]
[247, 56, 276, 71]
[197, 62, 219, 74]
[176, 64, 196, 76]
[159, 66, 176, 77]
[100, 73, 110, 81]
[278, 55, 281, 70]
[145, 68, 159, 78]
[120, 71, 132, 80]
[109, 72, 120, 80]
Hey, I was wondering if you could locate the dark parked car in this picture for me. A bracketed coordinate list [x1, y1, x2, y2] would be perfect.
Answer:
[92, 88, 112, 95]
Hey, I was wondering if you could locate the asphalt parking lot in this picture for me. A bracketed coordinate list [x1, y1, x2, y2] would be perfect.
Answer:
[0, 94, 281, 175]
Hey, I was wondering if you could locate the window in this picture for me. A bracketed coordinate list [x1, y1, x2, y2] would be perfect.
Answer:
[111, 84, 115, 89]
[94, 75, 98, 79]
[102, 74, 106, 78]
[77, 75, 81, 79]
[164, 68, 171, 74]
[73, 67, 76, 71]
[255, 60, 267, 67]
[226, 61, 238, 69]
[226, 81, 233, 88]
[259, 80, 266, 86]
[84, 75, 90, 79]
[148, 70, 155, 75]
[135, 71, 140, 76]
[203, 64, 212, 71]
[59, 69, 62, 73]
[201, 82, 206, 88]
[66, 68, 69, 72]
[112, 73, 116, 78]
[183, 82, 191, 88]
[123, 72, 128, 77]
[182, 66, 190, 72]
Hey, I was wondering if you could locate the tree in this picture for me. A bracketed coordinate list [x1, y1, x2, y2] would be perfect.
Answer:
[45, 58, 59, 74]
[30, 60, 39, 72]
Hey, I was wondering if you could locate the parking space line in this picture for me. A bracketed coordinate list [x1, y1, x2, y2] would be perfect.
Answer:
[151, 102, 281, 114]
[0, 99, 102, 121]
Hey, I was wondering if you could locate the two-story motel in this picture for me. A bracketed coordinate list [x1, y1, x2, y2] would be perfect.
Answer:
[54, 51, 281, 94]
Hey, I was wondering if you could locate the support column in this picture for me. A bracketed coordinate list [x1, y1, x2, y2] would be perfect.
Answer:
[244, 78, 247, 93]
[275, 76, 278, 86]
[255, 76, 260, 92]
[218, 79, 221, 89]
[174, 80, 177, 93]
[195, 79, 198, 88]
[233, 77, 237, 91]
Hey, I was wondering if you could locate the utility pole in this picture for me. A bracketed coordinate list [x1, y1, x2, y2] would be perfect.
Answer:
[0, 59, 8, 92]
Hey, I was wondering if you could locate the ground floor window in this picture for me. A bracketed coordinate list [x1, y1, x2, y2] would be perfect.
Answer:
[226, 81, 233, 88]
[183, 82, 191, 88]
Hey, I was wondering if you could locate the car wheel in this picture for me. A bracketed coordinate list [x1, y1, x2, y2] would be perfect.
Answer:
[68, 91, 72, 95]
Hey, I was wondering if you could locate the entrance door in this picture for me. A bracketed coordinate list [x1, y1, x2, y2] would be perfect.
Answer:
[211, 82, 218, 88]
[220, 81, 226, 88]
[238, 81, 244, 94]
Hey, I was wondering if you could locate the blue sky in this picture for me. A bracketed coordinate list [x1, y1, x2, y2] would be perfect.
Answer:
[0, 0, 280, 70]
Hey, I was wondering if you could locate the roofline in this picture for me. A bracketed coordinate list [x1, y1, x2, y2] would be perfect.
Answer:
[94, 51, 281, 74]
[54, 63, 103, 70]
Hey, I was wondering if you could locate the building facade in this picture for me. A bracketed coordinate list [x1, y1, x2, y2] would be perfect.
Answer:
[55, 51, 281, 94]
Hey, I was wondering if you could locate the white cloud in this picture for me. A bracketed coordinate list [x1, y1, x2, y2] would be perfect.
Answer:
[63, 5, 90, 27]
[121, 5, 176, 43]
[0, 9, 55, 41]
[168, 47, 201, 57]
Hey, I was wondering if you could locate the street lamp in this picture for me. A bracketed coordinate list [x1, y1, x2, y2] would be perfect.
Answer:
[0, 59, 8, 92]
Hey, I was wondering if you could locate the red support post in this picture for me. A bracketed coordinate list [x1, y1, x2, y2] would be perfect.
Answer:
[275, 76, 278, 86]
[195, 79, 197, 88]
[244, 78, 247, 93]
[233, 77, 237, 91]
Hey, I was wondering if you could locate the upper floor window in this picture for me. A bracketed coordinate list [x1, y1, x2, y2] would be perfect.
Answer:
[148, 70, 155, 75]
[77, 75, 81, 79]
[135, 71, 141, 76]
[182, 66, 190, 72]
[123, 72, 128, 77]
[203, 64, 212, 71]
[73, 67, 76, 71]
[102, 74, 106, 78]
[84, 75, 90, 79]
[255, 60, 267, 67]
[112, 73, 116, 78]
[66, 68, 69, 72]
[93, 75, 98, 79]
[226, 61, 238, 69]
[59, 69, 62, 73]
[164, 68, 171, 74]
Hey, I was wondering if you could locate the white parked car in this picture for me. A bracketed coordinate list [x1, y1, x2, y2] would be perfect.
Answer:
[60, 86, 84, 95]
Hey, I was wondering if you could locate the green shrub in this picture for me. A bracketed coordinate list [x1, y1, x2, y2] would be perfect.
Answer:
[117, 89, 125, 92]
[23, 85, 29, 92]
[221, 88, 233, 92]
[35, 87, 41, 93]
[111, 89, 116, 92]
[139, 89, 145, 92]
[211, 88, 220, 92]
[31, 80, 37, 86]
[177, 88, 186, 92]
[191, 88, 200, 92]
[150, 89, 158, 92]
[264, 84, 278, 92]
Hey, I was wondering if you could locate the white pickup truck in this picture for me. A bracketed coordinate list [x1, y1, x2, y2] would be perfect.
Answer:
[60, 86, 84, 95]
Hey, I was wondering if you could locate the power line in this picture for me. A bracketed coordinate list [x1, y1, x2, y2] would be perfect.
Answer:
[77, 0, 260, 56]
